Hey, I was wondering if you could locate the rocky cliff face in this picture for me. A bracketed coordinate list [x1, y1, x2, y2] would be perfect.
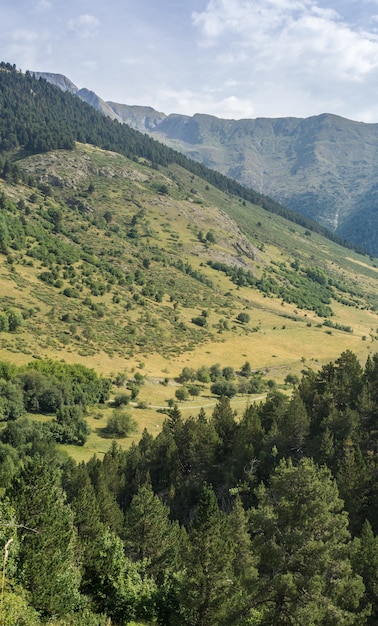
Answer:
[32, 72, 78, 94]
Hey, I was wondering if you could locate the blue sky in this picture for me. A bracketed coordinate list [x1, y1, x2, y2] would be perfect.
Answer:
[2, 0, 378, 121]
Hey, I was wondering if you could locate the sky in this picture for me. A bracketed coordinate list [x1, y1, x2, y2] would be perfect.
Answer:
[2, 0, 378, 122]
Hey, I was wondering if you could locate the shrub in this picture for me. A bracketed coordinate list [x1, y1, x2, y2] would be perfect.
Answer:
[112, 393, 130, 407]
[0, 312, 9, 332]
[105, 409, 137, 437]
[175, 386, 189, 401]
[237, 312, 250, 324]
[191, 316, 207, 327]
[6, 308, 23, 331]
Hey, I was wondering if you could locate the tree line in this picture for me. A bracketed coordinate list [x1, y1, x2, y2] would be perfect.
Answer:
[0, 350, 377, 623]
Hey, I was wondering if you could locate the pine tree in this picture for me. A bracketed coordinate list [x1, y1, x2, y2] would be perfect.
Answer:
[89, 527, 156, 624]
[226, 495, 260, 624]
[250, 458, 366, 625]
[280, 389, 310, 457]
[124, 480, 183, 580]
[180, 483, 235, 626]
[62, 460, 105, 592]
[352, 520, 378, 623]
[11, 456, 82, 617]
[337, 442, 370, 533]
[86, 457, 124, 535]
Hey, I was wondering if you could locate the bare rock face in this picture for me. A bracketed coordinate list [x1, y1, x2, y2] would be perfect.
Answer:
[106, 103, 167, 132]
[32, 72, 79, 94]
[76, 89, 124, 122]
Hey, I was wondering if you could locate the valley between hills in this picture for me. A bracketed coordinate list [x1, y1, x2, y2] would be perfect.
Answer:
[1, 141, 378, 458]
[2, 63, 378, 626]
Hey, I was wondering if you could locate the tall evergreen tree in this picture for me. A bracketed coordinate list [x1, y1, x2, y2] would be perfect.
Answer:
[10, 456, 82, 617]
[124, 480, 183, 581]
[180, 483, 236, 626]
[352, 520, 378, 624]
[250, 458, 367, 625]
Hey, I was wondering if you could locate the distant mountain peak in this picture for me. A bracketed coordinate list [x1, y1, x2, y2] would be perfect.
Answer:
[32, 71, 78, 94]
[28, 69, 378, 255]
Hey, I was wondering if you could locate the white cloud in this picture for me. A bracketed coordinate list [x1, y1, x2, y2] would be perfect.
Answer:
[35, 0, 52, 11]
[2, 0, 378, 121]
[67, 14, 100, 38]
[153, 87, 256, 118]
[192, 0, 378, 82]
[186, 0, 378, 121]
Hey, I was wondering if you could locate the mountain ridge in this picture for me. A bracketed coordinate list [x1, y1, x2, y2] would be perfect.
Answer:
[33, 71, 378, 255]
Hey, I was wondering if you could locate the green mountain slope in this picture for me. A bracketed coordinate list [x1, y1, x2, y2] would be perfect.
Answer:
[0, 61, 377, 387]
[35, 69, 378, 255]
[147, 113, 378, 255]
[1, 141, 378, 379]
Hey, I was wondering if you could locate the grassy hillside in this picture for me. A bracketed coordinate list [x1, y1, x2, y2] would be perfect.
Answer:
[1, 142, 378, 458]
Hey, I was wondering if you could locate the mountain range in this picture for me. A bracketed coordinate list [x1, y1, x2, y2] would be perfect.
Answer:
[0, 62, 377, 381]
[1, 65, 378, 626]
[34, 72, 378, 257]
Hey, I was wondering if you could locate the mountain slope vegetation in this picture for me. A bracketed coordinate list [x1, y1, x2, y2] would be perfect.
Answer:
[38, 68, 378, 256]
[11, 64, 365, 252]
[0, 62, 377, 380]
[132, 111, 378, 256]
[0, 62, 378, 626]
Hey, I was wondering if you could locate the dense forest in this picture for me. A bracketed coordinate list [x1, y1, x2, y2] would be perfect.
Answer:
[0, 350, 376, 624]
[0, 62, 365, 254]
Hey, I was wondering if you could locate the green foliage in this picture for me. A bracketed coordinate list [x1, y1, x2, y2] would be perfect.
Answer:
[0, 380, 25, 421]
[205, 230, 216, 244]
[49, 405, 90, 446]
[0, 349, 377, 623]
[179, 483, 236, 625]
[105, 409, 137, 437]
[210, 379, 237, 397]
[19, 360, 111, 408]
[191, 316, 207, 327]
[0, 312, 9, 332]
[175, 386, 189, 401]
[251, 458, 366, 625]
[239, 361, 252, 377]
[284, 373, 300, 385]
[112, 392, 130, 407]
[11, 456, 82, 617]
[237, 312, 250, 324]
[0, 308, 24, 333]
[87, 527, 156, 624]
[124, 481, 184, 580]
[177, 367, 196, 384]
[196, 366, 211, 383]
[208, 260, 335, 316]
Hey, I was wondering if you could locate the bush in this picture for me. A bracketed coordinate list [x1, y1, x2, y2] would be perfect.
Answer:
[191, 316, 207, 327]
[175, 386, 189, 401]
[0, 312, 9, 332]
[210, 380, 237, 398]
[105, 409, 137, 437]
[6, 308, 23, 332]
[49, 405, 90, 445]
[284, 373, 300, 386]
[237, 312, 250, 324]
[112, 393, 130, 407]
